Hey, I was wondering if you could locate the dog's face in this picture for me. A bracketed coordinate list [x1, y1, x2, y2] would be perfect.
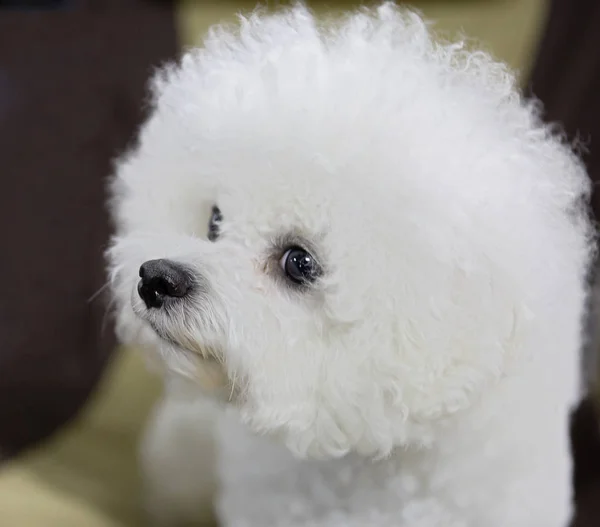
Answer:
[107, 5, 591, 458]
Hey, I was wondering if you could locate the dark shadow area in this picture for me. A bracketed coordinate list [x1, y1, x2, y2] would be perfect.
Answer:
[571, 398, 600, 526]
[0, 0, 178, 460]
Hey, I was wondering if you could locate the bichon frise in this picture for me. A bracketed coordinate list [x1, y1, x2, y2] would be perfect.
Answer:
[107, 3, 594, 526]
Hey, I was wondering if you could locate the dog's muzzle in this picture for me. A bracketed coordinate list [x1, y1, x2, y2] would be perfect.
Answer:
[137, 258, 193, 309]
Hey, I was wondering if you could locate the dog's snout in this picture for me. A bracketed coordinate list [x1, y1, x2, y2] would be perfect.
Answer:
[137, 259, 192, 309]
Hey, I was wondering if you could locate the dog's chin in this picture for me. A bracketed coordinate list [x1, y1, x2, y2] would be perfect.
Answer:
[158, 336, 232, 398]
[133, 309, 233, 398]
[188, 355, 232, 398]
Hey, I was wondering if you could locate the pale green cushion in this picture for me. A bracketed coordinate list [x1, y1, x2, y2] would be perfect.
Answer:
[0, 349, 161, 527]
[178, 0, 547, 76]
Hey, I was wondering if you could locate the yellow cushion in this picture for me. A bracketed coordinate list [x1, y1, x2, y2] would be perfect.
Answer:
[0, 349, 162, 527]
[178, 0, 546, 75]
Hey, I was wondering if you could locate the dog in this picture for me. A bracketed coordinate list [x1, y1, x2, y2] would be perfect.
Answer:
[107, 3, 594, 526]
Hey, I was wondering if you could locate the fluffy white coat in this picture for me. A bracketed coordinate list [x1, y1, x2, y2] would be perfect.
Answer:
[107, 3, 594, 526]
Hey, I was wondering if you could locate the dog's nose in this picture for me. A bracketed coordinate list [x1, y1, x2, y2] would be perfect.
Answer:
[137, 259, 192, 309]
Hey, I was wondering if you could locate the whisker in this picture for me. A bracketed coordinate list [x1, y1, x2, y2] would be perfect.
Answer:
[88, 282, 110, 304]
[229, 369, 238, 401]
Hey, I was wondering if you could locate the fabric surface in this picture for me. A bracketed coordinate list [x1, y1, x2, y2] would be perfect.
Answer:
[179, 0, 546, 74]
[0, 1, 178, 459]
[0, 348, 162, 527]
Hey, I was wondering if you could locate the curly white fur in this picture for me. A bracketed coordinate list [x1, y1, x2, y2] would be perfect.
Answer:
[107, 3, 594, 526]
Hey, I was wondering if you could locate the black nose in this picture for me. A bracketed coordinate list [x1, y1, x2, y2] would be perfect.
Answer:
[137, 259, 193, 309]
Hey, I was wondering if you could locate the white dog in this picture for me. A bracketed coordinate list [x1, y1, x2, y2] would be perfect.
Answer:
[107, 3, 594, 526]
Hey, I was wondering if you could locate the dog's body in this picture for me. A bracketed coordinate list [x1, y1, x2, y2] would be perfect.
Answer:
[107, 4, 593, 526]
[140, 365, 575, 527]
[143, 382, 575, 527]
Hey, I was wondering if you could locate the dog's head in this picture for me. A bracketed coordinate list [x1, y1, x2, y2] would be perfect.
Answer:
[107, 4, 592, 458]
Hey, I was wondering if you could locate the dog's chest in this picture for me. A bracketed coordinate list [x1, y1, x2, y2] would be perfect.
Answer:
[213, 411, 440, 527]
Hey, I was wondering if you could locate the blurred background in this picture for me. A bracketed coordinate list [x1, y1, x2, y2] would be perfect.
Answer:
[0, 0, 598, 526]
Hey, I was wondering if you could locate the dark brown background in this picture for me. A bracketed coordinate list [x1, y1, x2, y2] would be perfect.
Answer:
[0, 0, 178, 458]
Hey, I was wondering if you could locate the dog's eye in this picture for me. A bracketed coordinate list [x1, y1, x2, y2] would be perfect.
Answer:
[208, 206, 222, 241]
[280, 247, 320, 285]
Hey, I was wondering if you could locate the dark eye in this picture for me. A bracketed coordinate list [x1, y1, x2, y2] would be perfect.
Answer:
[208, 206, 222, 241]
[279, 247, 320, 285]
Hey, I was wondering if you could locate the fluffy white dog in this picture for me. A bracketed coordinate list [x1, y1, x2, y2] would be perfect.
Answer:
[107, 3, 594, 526]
